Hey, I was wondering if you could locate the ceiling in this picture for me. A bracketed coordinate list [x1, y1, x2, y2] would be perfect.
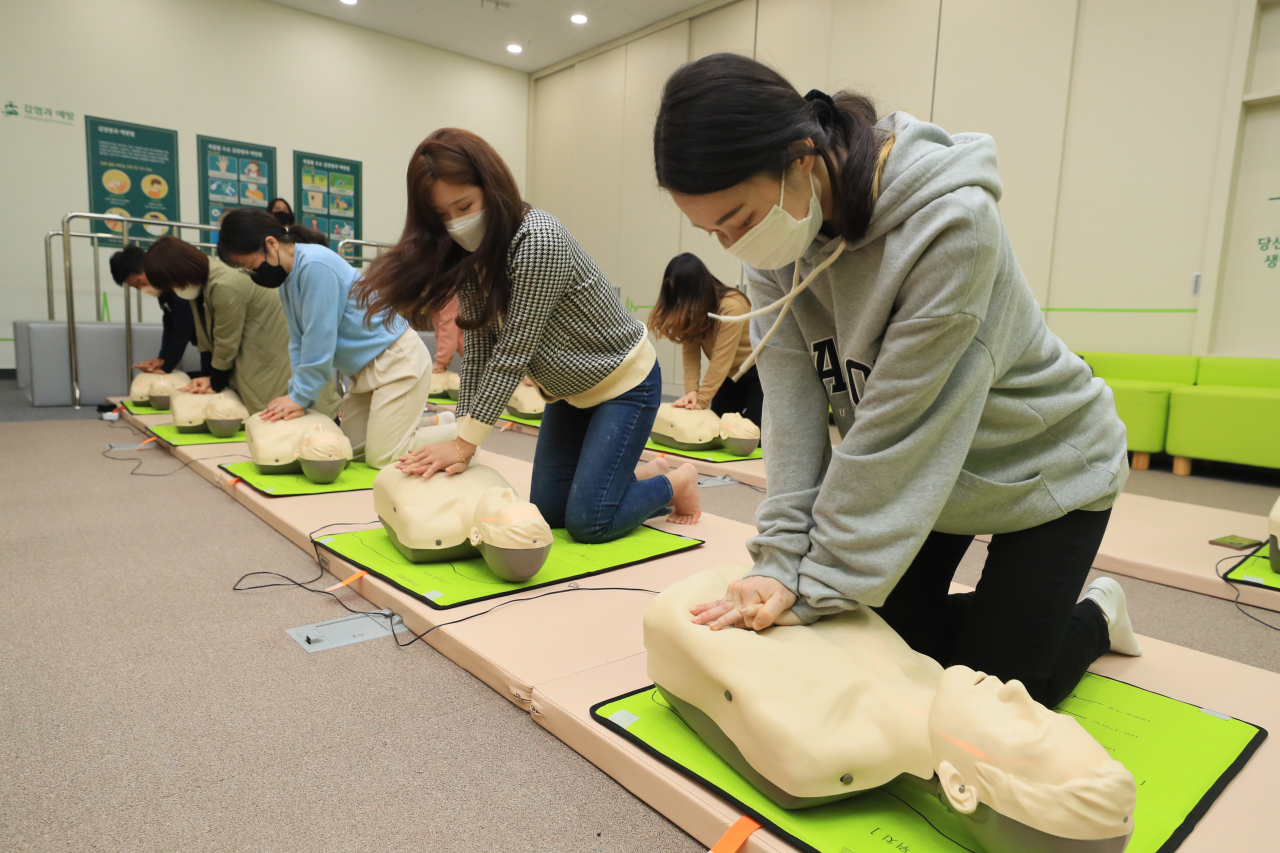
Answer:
[265, 0, 710, 73]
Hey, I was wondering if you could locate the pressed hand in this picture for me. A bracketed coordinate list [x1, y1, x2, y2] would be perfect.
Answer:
[396, 438, 476, 478]
[671, 391, 700, 410]
[259, 395, 306, 421]
[180, 377, 213, 394]
[690, 576, 799, 631]
[132, 358, 165, 374]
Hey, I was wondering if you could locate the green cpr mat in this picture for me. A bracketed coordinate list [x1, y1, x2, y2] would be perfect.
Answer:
[427, 395, 456, 406]
[1224, 543, 1279, 590]
[314, 524, 701, 609]
[592, 672, 1264, 853]
[219, 460, 380, 496]
[123, 399, 166, 415]
[149, 424, 246, 445]
[500, 412, 543, 428]
[644, 438, 762, 463]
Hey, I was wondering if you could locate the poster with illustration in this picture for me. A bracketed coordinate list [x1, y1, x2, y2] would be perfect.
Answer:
[303, 215, 328, 237]
[294, 151, 361, 253]
[197, 135, 277, 241]
[85, 116, 179, 241]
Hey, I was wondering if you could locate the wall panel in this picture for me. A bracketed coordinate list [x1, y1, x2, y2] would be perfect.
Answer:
[932, 0, 1078, 305]
[827, 0, 940, 118]
[754, 0, 833, 94]
[567, 47, 628, 285]
[529, 67, 578, 226]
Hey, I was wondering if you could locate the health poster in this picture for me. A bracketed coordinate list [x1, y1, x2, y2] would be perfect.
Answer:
[198, 136, 277, 243]
[293, 151, 361, 254]
[85, 116, 179, 242]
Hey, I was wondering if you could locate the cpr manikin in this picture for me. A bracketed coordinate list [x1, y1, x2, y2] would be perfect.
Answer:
[507, 382, 545, 420]
[430, 370, 458, 398]
[245, 411, 352, 482]
[130, 370, 191, 407]
[171, 389, 250, 436]
[374, 464, 553, 582]
[718, 412, 760, 456]
[645, 566, 1136, 853]
[651, 403, 722, 451]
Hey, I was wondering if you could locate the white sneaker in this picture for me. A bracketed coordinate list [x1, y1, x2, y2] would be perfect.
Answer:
[1084, 577, 1143, 656]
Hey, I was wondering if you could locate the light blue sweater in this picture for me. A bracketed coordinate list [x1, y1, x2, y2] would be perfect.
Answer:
[279, 243, 406, 408]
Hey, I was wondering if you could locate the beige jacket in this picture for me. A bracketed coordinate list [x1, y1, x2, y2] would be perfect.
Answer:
[682, 290, 753, 407]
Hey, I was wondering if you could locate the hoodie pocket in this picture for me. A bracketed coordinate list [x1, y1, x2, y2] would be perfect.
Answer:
[935, 469, 1064, 535]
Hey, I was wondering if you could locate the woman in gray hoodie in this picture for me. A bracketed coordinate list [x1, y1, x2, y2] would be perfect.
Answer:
[654, 53, 1141, 709]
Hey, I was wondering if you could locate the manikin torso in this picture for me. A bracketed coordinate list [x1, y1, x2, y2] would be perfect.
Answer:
[645, 565, 1135, 844]
[245, 411, 346, 468]
[652, 403, 722, 446]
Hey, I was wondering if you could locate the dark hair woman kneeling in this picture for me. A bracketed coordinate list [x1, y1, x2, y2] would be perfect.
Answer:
[216, 208, 433, 468]
[648, 252, 761, 427]
[356, 128, 700, 542]
[655, 53, 1140, 709]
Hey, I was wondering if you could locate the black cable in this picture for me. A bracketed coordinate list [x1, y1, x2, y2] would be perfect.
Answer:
[233, 556, 658, 651]
[1215, 552, 1280, 631]
[101, 447, 249, 477]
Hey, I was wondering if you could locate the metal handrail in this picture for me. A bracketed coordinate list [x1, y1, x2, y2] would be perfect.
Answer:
[61, 213, 221, 408]
[338, 238, 393, 265]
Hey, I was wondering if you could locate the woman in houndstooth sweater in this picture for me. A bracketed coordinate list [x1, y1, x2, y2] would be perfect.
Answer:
[356, 128, 700, 543]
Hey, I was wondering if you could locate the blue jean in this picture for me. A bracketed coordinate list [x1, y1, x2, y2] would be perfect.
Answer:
[531, 361, 672, 544]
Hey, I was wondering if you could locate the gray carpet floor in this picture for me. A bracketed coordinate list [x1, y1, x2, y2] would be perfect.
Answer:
[2, 419, 1277, 852]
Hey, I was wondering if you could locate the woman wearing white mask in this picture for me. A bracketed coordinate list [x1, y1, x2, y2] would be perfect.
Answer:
[143, 235, 338, 417]
[355, 128, 702, 542]
[656, 54, 1141, 710]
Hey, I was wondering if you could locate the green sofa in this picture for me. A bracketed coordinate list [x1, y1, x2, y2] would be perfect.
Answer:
[1076, 352, 1200, 469]
[1166, 357, 1280, 472]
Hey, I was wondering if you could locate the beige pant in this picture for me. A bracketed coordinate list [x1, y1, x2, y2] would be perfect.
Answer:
[341, 329, 432, 468]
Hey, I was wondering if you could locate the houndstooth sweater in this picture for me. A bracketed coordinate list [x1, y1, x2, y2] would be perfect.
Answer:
[456, 209, 654, 445]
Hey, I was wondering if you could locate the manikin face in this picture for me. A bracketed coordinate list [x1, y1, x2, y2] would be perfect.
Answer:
[670, 148, 821, 250]
[428, 179, 484, 223]
[930, 666, 1114, 793]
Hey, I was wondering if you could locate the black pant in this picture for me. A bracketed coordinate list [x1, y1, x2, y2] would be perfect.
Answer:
[709, 365, 764, 428]
[873, 508, 1112, 709]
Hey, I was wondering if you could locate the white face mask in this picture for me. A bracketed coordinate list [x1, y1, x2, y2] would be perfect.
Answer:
[172, 284, 201, 301]
[726, 169, 824, 271]
[446, 209, 486, 252]
[140, 284, 161, 298]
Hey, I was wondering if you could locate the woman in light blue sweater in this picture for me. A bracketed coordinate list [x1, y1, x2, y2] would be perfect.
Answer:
[216, 209, 433, 468]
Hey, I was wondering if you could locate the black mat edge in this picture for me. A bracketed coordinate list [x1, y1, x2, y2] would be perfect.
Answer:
[590, 674, 1267, 853]
[315, 526, 704, 611]
[217, 462, 375, 498]
[1221, 545, 1279, 592]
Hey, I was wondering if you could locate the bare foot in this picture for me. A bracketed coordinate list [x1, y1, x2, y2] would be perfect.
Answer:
[665, 463, 701, 524]
[635, 455, 670, 481]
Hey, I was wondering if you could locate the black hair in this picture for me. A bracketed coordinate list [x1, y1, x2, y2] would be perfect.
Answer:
[654, 53, 883, 243]
[215, 207, 327, 262]
[648, 253, 739, 344]
[108, 245, 147, 285]
[268, 197, 295, 226]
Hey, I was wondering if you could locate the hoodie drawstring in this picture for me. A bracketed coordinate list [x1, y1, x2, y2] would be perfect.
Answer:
[710, 239, 847, 382]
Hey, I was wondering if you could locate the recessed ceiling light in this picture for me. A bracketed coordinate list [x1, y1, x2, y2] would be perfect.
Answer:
[340, 0, 356, 5]
[571, 14, 587, 24]
[507, 44, 523, 54]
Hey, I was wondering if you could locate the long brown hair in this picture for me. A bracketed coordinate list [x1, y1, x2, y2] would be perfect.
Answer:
[144, 236, 209, 291]
[355, 128, 527, 331]
[647, 253, 742, 344]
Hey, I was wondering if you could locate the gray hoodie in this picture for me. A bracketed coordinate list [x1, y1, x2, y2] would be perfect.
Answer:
[746, 112, 1128, 623]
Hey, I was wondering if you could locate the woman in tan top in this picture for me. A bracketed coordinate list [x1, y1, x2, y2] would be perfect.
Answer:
[648, 253, 762, 427]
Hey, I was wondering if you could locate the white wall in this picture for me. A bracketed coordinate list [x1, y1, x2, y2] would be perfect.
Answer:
[0, 0, 528, 369]
[527, 0, 1264, 364]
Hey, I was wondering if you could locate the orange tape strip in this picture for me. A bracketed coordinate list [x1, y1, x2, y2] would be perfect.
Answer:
[710, 816, 761, 853]
[324, 570, 368, 592]
[139, 437, 158, 448]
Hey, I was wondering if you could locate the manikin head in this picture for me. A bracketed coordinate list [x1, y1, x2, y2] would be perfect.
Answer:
[930, 666, 1136, 841]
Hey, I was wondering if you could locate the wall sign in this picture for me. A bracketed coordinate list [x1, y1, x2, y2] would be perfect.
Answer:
[293, 150, 362, 254]
[85, 116, 179, 242]
[198, 135, 277, 243]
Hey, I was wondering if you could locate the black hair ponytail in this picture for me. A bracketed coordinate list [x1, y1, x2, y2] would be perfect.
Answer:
[215, 207, 327, 261]
[654, 53, 884, 243]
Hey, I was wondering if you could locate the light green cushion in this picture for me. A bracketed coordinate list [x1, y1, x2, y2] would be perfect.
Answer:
[1077, 351, 1200, 384]
[1195, 357, 1280, 389]
[1104, 379, 1177, 453]
[1166, 385, 1280, 468]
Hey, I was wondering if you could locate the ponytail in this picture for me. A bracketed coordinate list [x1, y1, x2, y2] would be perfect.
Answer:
[654, 53, 885, 243]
